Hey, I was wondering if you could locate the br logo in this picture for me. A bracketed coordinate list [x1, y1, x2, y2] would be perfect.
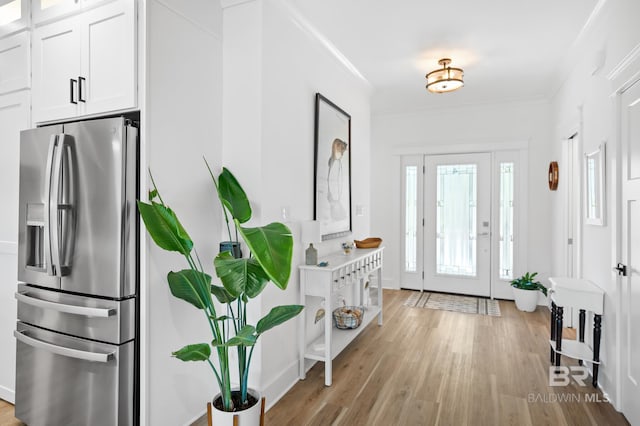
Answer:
[549, 366, 589, 386]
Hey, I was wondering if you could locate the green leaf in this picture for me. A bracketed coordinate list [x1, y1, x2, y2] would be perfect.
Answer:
[256, 305, 304, 335]
[167, 270, 212, 310]
[148, 189, 158, 201]
[138, 201, 193, 255]
[218, 168, 252, 224]
[211, 284, 237, 304]
[210, 315, 232, 322]
[237, 221, 293, 289]
[227, 325, 257, 346]
[172, 343, 211, 362]
[214, 252, 269, 298]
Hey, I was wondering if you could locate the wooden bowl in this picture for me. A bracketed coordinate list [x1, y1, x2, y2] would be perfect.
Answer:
[354, 237, 382, 249]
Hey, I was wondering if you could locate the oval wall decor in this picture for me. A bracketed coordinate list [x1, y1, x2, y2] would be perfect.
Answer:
[548, 161, 559, 190]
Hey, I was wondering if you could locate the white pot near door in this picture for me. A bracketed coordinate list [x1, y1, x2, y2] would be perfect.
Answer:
[512, 288, 539, 312]
[211, 388, 262, 426]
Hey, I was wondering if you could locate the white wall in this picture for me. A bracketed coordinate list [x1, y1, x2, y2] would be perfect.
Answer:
[145, 1, 223, 425]
[222, 0, 372, 409]
[371, 100, 552, 290]
[548, 0, 640, 408]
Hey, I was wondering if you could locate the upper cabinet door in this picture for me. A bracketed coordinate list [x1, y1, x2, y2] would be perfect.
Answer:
[32, 16, 81, 123]
[32, 0, 81, 25]
[80, 0, 136, 115]
[32, 0, 115, 26]
[0, 0, 29, 37]
[0, 30, 30, 94]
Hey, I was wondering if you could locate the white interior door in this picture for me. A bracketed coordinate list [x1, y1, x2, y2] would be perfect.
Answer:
[620, 78, 640, 426]
[424, 153, 491, 297]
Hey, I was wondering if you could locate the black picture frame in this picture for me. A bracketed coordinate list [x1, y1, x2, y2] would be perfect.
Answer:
[313, 93, 352, 241]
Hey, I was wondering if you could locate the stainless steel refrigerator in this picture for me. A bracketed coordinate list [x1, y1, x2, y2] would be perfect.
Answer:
[14, 116, 138, 426]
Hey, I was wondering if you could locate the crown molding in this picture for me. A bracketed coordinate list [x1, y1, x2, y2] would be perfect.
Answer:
[607, 42, 640, 85]
[274, 0, 372, 92]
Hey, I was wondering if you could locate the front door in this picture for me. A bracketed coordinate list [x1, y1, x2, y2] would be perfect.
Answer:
[620, 78, 640, 426]
[424, 153, 491, 296]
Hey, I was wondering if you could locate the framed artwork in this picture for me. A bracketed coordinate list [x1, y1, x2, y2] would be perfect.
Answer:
[314, 93, 352, 240]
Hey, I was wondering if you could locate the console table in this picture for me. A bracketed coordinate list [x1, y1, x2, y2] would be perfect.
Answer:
[298, 247, 384, 386]
[548, 277, 604, 387]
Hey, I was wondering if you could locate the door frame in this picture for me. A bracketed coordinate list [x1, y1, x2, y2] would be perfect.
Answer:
[398, 141, 529, 298]
[609, 47, 640, 413]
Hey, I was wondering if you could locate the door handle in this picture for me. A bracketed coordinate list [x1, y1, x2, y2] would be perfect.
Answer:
[15, 292, 115, 317]
[614, 263, 627, 276]
[14, 330, 114, 363]
[69, 78, 77, 104]
[49, 134, 74, 277]
[44, 135, 57, 276]
[478, 232, 490, 237]
[51, 134, 75, 276]
[78, 76, 86, 102]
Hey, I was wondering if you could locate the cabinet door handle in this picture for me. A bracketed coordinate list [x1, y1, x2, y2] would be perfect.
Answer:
[70, 79, 77, 104]
[78, 76, 86, 102]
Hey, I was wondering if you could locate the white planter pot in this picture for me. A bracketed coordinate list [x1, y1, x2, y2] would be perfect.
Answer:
[211, 388, 262, 426]
[512, 288, 539, 312]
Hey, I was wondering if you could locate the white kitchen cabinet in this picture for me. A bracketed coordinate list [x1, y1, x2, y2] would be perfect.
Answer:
[80, 0, 136, 115]
[0, 91, 29, 242]
[0, 30, 29, 94]
[32, 0, 136, 123]
[0, 0, 29, 37]
[32, 16, 81, 122]
[0, 90, 30, 403]
[31, 0, 113, 26]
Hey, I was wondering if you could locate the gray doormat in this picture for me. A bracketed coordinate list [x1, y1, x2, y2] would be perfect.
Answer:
[403, 291, 501, 316]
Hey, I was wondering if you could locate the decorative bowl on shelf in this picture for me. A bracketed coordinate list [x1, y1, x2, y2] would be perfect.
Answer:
[354, 237, 382, 249]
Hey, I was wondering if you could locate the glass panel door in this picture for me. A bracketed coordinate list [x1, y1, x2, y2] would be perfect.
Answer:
[436, 163, 478, 276]
[401, 156, 423, 290]
[424, 153, 491, 296]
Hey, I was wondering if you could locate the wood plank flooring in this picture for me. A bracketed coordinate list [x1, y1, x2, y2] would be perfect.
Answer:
[262, 289, 629, 426]
[2, 289, 629, 426]
[0, 399, 23, 426]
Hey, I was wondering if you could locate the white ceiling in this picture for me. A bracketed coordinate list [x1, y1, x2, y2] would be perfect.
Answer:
[290, 0, 600, 114]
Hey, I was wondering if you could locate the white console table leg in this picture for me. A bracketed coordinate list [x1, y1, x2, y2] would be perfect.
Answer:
[377, 266, 383, 325]
[324, 281, 332, 386]
[299, 270, 306, 380]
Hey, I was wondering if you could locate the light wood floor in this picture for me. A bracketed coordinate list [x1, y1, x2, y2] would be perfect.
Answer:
[2, 289, 630, 426]
[0, 398, 23, 426]
[262, 289, 629, 426]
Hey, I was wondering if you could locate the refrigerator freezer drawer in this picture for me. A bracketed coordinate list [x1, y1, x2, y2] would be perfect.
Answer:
[16, 284, 134, 344]
[14, 322, 134, 426]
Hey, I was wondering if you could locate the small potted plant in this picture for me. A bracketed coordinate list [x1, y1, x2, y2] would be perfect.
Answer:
[510, 272, 547, 312]
[138, 164, 303, 425]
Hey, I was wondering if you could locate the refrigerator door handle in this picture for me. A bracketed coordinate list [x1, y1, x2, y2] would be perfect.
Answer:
[50, 134, 75, 277]
[44, 135, 58, 276]
[14, 330, 114, 363]
[15, 291, 116, 318]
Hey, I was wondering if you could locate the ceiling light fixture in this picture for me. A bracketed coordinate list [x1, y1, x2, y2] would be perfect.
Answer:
[425, 58, 464, 93]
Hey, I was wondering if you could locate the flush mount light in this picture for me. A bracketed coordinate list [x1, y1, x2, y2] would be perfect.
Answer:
[425, 58, 464, 93]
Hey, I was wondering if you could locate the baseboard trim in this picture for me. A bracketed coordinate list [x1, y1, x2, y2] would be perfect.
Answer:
[0, 385, 15, 404]
[262, 359, 300, 411]
[381, 278, 396, 289]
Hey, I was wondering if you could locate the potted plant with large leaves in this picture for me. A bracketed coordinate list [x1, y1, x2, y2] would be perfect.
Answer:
[511, 272, 547, 312]
[137, 165, 303, 425]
